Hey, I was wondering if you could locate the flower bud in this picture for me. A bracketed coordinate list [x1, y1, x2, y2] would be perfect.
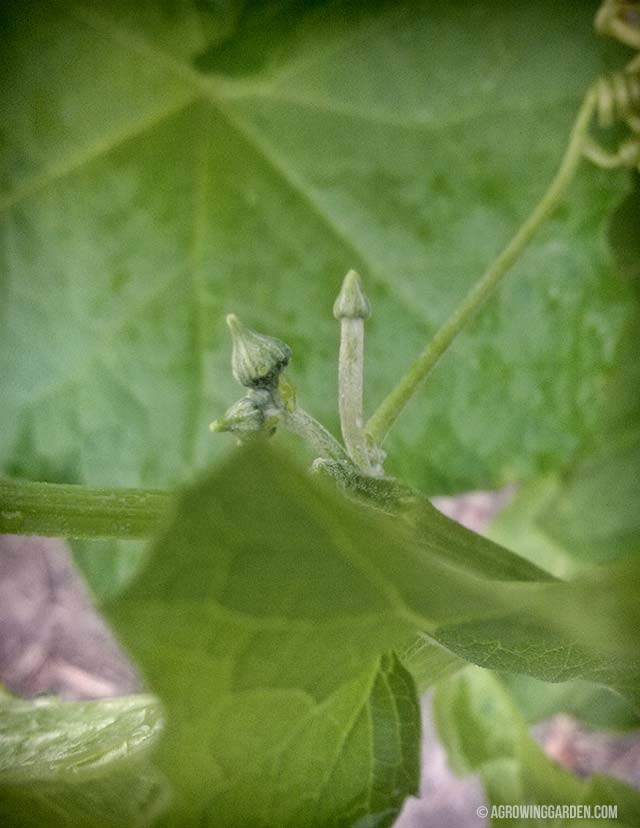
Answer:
[226, 314, 291, 388]
[333, 270, 371, 320]
[209, 395, 265, 434]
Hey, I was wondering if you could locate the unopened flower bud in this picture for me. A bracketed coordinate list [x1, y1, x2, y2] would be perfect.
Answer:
[209, 395, 265, 434]
[333, 270, 371, 320]
[226, 314, 291, 388]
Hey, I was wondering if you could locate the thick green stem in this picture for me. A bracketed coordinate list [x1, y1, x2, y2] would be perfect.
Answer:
[366, 87, 598, 445]
[0, 413, 347, 539]
[0, 478, 169, 539]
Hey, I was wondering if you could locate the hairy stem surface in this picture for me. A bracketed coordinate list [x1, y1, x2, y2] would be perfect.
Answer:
[0, 478, 169, 539]
[283, 408, 350, 462]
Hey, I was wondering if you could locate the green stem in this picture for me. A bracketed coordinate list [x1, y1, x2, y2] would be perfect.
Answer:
[282, 408, 350, 462]
[0, 411, 347, 540]
[0, 478, 169, 539]
[366, 86, 598, 445]
[338, 318, 373, 471]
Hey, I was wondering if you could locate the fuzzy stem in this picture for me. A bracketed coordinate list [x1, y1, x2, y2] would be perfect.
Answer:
[366, 86, 598, 445]
[338, 318, 372, 470]
[0, 478, 169, 539]
[0, 413, 347, 540]
[282, 408, 350, 462]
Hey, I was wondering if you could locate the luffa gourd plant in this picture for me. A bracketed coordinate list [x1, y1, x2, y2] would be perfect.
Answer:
[1, 1, 640, 827]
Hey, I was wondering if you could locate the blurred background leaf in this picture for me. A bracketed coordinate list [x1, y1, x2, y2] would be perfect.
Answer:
[499, 673, 640, 732]
[434, 667, 640, 827]
[539, 309, 640, 566]
[1, 0, 636, 598]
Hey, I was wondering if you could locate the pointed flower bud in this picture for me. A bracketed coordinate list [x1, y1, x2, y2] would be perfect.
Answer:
[333, 270, 371, 320]
[226, 314, 291, 389]
[209, 395, 266, 434]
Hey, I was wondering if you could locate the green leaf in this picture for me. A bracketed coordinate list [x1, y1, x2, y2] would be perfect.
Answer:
[499, 673, 640, 731]
[541, 309, 640, 565]
[0, 691, 167, 827]
[359, 475, 640, 712]
[1, 1, 634, 596]
[487, 474, 581, 579]
[0, 692, 163, 783]
[534, 555, 640, 664]
[434, 667, 640, 827]
[462, 306, 640, 711]
[430, 602, 640, 712]
[461, 295, 640, 719]
[102, 441, 640, 823]
[106, 442, 424, 827]
[485, 223, 640, 577]
[397, 490, 640, 709]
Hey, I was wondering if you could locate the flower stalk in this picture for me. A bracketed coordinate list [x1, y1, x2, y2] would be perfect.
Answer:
[333, 270, 380, 474]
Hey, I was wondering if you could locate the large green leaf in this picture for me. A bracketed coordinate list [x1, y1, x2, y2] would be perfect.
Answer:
[428, 509, 640, 707]
[104, 442, 640, 825]
[534, 555, 640, 664]
[0, 690, 167, 827]
[420, 484, 640, 701]
[350, 478, 640, 710]
[0, 2, 633, 567]
[106, 443, 426, 827]
[434, 667, 640, 827]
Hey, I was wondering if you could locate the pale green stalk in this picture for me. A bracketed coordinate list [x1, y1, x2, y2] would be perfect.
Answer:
[337, 317, 369, 467]
[282, 408, 349, 462]
[333, 270, 374, 472]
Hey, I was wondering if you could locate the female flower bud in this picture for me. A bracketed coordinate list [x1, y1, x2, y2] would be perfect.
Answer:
[209, 395, 265, 434]
[226, 314, 291, 388]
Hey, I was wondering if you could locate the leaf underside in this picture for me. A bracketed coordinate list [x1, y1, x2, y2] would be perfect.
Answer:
[106, 442, 638, 825]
